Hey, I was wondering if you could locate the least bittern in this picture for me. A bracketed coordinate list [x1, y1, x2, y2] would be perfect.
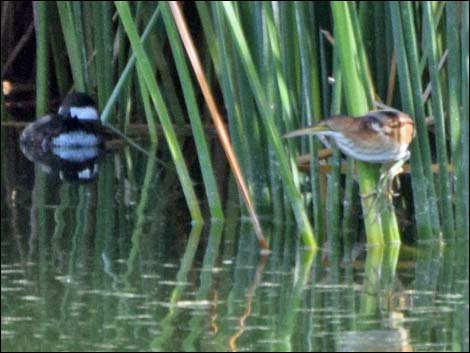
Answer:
[284, 109, 416, 208]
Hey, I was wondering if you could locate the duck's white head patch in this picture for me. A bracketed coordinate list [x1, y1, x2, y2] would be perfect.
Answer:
[59, 106, 99, 121]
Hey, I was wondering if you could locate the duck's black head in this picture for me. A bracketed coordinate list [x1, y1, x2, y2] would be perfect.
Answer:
[58, 92, 99, 121]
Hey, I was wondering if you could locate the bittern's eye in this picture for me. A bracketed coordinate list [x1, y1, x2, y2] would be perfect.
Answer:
[366, 115, 384, 133]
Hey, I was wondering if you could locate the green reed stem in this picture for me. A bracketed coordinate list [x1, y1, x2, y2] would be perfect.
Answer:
[221, 2, 316, 248]
[447, 2, 467, 238]
[389, 2, 435, 240]
[115, 1, 203, 222]
[56, 1, 87, 91]
[160, 2, 224, 219]
[92, 1, 113, 108]
[332, 2, 385, 245]
[295, 1, 325, 240]
[35, 2, 49, 116]
[460, 1, 469, 239]
[423, 2, 455, 239]
[100, 6, 161, 125]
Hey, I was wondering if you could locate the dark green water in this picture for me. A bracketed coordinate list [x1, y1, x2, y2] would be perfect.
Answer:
[1, 128, 469, 352]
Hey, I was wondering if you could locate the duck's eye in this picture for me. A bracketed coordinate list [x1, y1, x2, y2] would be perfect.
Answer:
[58, 106, 68, 116]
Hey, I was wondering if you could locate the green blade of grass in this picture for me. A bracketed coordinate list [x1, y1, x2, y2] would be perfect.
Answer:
[294, 2, 325, 240]
[220, 2, 316, 248]
[392, 2, 438, 238]
[460, 1, 469, 239]
[100, 5, 161, 126]
[56, 1, 87, 91]
[169, 2, 269, 250]
[423, 2, 455, 239]
[115, 1, 203, 222]
[161, 2, 224, 220]
[92, 1, 113, 107]
[447, 1, 466, 238]
[34, 1, 49, 116]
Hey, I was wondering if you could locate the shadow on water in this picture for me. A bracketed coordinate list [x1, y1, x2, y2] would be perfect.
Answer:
[1, 127, 469, 352]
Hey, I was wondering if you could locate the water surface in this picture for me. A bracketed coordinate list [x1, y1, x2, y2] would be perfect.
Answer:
[1, 127, 468, 352]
